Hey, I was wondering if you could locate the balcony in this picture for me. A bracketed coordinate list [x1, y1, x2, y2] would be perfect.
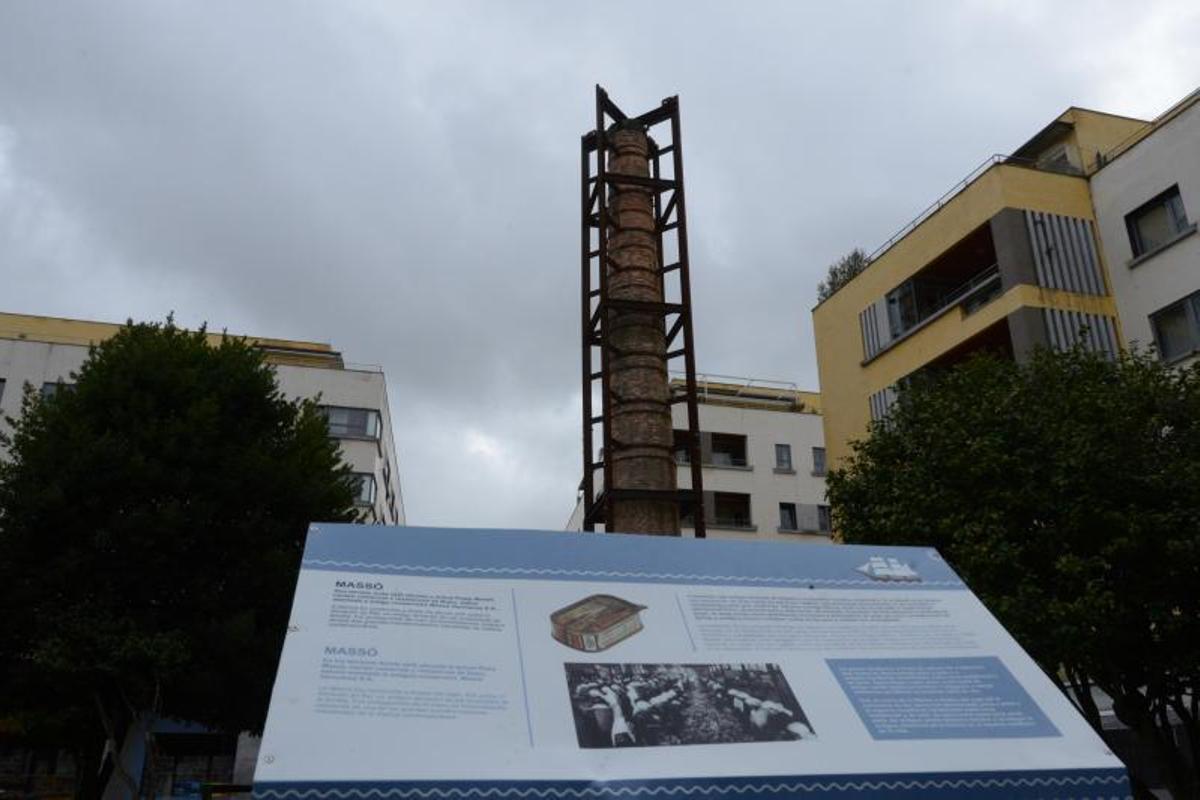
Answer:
[863, 217, 1009, 365]
[885, 264, 1002, 347]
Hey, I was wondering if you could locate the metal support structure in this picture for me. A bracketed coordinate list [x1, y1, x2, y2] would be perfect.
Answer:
[580, 86, 705, 538]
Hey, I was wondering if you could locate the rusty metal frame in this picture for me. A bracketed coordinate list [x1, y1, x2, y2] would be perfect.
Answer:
[580, 85, 705, 538]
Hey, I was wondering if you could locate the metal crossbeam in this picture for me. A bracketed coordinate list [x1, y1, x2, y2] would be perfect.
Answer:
[580, 86, 705, 538]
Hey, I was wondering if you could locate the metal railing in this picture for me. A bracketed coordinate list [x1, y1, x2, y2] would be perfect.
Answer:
[886, 264, 1002, 345]
[867, 155, 1079, 265]
[942, 263, 1001, 310]
[341, 361, 385, 373]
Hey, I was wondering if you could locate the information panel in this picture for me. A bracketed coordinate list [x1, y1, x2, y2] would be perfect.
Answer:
[253, 525, 1128, 800]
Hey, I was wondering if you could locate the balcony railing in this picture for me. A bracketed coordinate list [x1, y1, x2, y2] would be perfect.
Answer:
[867, 155, 1081, 265]
[874, 264, 1003, 361]
[944, 264, 1002, 314]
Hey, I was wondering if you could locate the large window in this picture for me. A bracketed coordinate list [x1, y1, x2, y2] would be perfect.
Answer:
[710, 434, 748, 467]
[713, 492, 752, 529]
[779, 503, 798, 531]
[322, 406, 381, 440]
[886, 277, 956, 338]
[1151, 293, 1200, 362]
[774, 443, 793, 471]
[1127, 185, 1191, 258]
[352, 473, 377, 506]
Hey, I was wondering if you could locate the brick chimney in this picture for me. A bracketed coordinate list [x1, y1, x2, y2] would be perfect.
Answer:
[605, 122, 678, 534]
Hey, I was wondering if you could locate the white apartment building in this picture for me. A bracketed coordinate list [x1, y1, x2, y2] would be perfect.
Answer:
[0, 312, 404, 524]
[1091, 89, 1200, 366]
[567, 376, 831, 543]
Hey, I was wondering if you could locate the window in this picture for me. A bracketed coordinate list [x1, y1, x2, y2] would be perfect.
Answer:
[774, 443, 793, 471]
[1151, 293, 1200, 362]
[0, 378, 5, 403]
[713, 492, 752, 529]
[672, 429, 693, 464]
[40, 381, 74, 399]
[710, 433, 748, 467]
[817, 505, 832, 534]
[812, 447, 827, 476]
[322, 406, 381, 439]
[886, 277, 956, 338]
[779, 503, 798, 531]
[1036, 142, 1074, 173]
[1127, 185, 1190, 257]
[352, 473, 377, 506]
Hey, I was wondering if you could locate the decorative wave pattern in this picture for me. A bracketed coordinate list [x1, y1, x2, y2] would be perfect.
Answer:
[301, 560, 965, 588]
[255, 773, 1130, 800]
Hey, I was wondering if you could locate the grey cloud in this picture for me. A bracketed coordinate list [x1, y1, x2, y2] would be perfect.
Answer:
[1, 1, 1197, 527]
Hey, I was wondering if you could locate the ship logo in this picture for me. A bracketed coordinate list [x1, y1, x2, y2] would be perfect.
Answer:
[856, 556, 921, 582]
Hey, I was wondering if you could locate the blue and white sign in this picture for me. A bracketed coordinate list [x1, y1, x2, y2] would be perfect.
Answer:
[253, 525, 1128, 800]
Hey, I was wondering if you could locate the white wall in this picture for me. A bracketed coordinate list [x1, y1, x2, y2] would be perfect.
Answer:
[676, 402, 828, 543]
[0, 339, 88, 440]
[565, 399, 829, 544]
[275, 364, 405, 525]
[1092, 98, 1200, 364]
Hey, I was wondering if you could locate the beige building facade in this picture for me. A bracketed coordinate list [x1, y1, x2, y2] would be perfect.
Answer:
[567, 376, 830, 543]
[0, 312, 404, 525]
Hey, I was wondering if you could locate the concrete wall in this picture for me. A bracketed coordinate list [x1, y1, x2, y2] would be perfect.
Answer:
[1091, 96, 1200, 365]
[274, 364, 404, 525]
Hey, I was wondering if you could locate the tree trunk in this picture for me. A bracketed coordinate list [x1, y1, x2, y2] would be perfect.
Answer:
[1112, 688, 1194, 800]
[100, 712, 154, 800]
[1168, 698, 1200, 799]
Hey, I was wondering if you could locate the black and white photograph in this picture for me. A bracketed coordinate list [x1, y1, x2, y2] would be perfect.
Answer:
[565, 662, 816, 749]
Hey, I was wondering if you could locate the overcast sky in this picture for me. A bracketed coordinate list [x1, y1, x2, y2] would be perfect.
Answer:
[2, 2, 1198, 530]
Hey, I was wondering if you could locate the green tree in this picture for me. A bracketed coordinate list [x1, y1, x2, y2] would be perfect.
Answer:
[0, 319, 358, 798]
[827, 347, 1200, 798]
[816, 248, 871, 302]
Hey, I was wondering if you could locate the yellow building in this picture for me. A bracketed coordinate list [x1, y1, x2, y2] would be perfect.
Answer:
[813, 107, 1149, 469]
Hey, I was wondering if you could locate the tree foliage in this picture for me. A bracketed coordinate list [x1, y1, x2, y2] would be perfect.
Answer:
[827, 347, 1200, 798]
[816, 248, 871, 302]
[0, 319, 357, 794]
